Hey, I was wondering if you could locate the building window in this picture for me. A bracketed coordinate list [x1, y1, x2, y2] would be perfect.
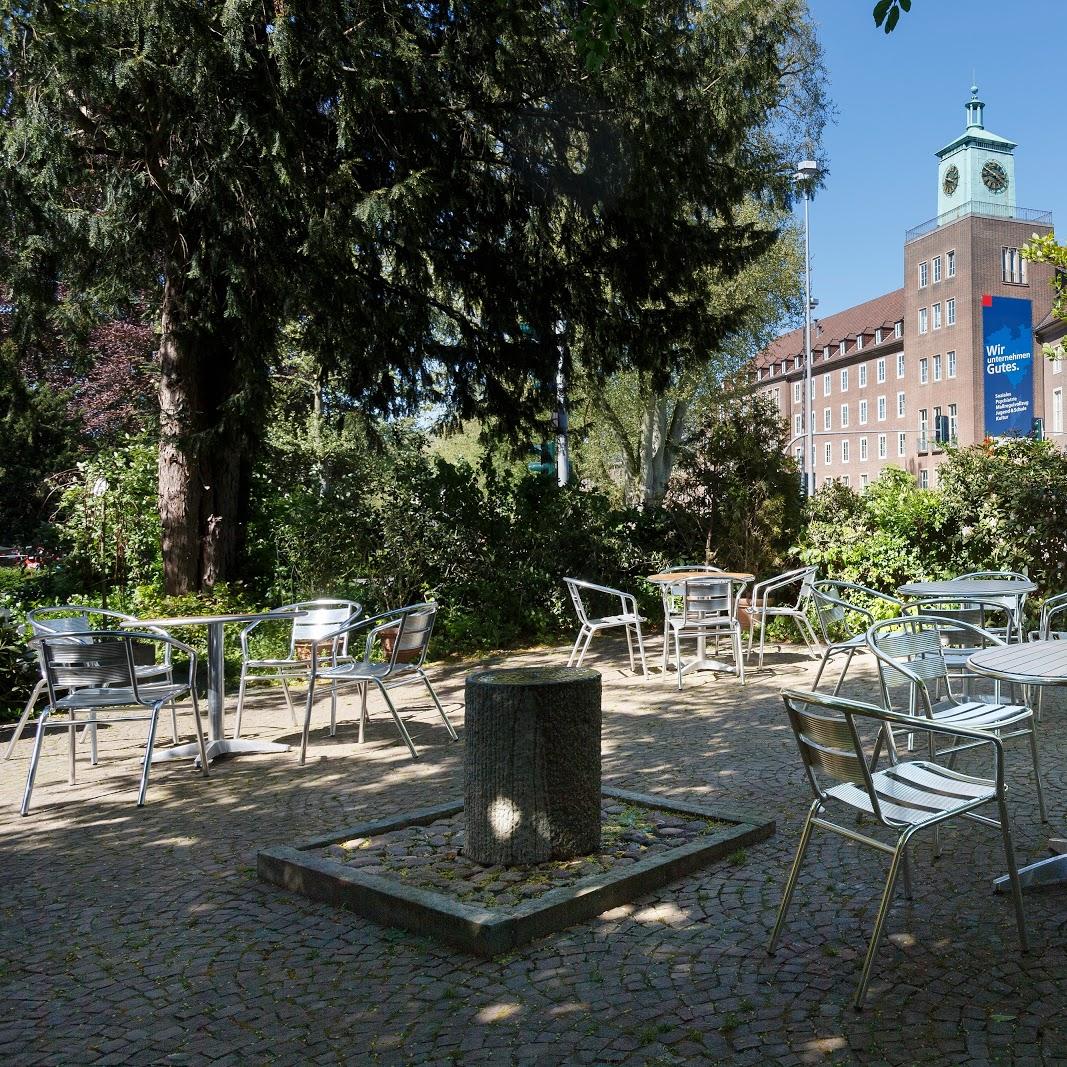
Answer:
[841, 441, 850, 463]
[897, 392, 906, 417]
[823, 375, 831, 397]
[795, 447, 804, 465]
[920, 358, 929, 384]
[934, 354, 942, 381]
[948, 403, 958, 441]
[933, 302, 942, 329]
[876, 358, 886, 383]
[841, 475, 850, 487]
[794, 413, 803, 436]
[824, 407, 832, 431]
[896, 353, 905, 378]
[1053, 356, 1063, 375]
[794, 381, 801, 403]
[919, 408, 929, 449]
[898, 431, 907, 457]
[877, 395, 887, 421]
[824, 442, 832, 465]
[860, 473, 869, 489]
[1003, 247, 1028, 284]
[840, 368, 848, 392]
[839, 340, 846, 356]
[948, 350, 957, 378]
[781, 360, 788, 375]
[794, 355, 802, 370]
[823, 345, 831, 360]
[859, 399, 868, 425]
[859, 364, 867, 387]
[840, 404, 849, 428]
[875, 328, 883, 344]
[1055, 389, 1064, 434]
[919, 261, 929, 288]
[947, 249, 956, 277]
[859, 436, 868, 461]
[918, 307, 929, 334]
[878, 434, 888, 459]
[946, 298, 956, 326]
[919, 468, 929, 489]
[933, 255, 942, 283]
[856, 334, 864, 351]
[895, 320, 903, 338]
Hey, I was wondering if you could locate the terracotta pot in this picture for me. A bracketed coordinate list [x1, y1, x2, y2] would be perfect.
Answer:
[736, 598, 756, 631]
[380, 625, 419, 663]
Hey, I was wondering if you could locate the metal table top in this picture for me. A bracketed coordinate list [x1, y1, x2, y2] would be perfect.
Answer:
[122, 610, 304, 628]
[897, 579, 1037, 599]
[647, 570, 754, 584]
[968, 640, 1067, 686]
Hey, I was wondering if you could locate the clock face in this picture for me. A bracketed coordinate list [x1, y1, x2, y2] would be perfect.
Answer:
[942, 165, 959, 196]
[982, 159, 1009, 193]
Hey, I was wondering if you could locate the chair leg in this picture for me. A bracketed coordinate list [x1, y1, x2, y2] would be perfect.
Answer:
[634, 623, 649, 680]
[136, 708, 161, 807]
[734, 625, 745, 686]
[169, 700, 180, 745]
[575, 628, 595, 669]
[854, 838, 907, 1010]
[189, 690, 209, 776]
[4, 679, 45, 760]
[358, 682, 369, 744]
[810, 647, 835, 691]
[746, 613, 756, 661]
[68, 717, 77, 785]
[566, 630, 585, 668]
[768, 801, 820, 953]
[1028, 726, 1048, 823]
[758, 613, 768, 670]
[419, 669, 458, 741]
[330, 681, 338, 738]
[281, 678, 297, 727]
[375, 680, 418, 759]
[799, 617, 822, 661]
[233, 667, 249, 740]
[675, 629, 683, 691]
[88, 711, 99, 766]
[624, 624, 635, 673]
[299, 675, 318, 766]
[830, 648, 858, 696]
[20, 707, 53, 815]
[996, 790, 1029, 953]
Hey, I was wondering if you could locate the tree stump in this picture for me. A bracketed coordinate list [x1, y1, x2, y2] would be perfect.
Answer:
[464, 666, 602, 866]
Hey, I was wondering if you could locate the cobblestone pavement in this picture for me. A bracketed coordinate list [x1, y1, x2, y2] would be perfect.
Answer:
[3, 637, 1067, 1066]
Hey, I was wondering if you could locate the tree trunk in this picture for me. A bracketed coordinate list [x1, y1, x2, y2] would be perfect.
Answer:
[157, 274, 249, 595]
[463, 667, 602, 866]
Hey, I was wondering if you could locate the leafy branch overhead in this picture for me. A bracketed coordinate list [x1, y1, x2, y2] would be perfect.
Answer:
[873, 0, 912, 33]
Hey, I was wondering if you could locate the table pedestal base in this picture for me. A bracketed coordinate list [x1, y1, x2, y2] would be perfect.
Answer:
[994, 839, 1067, 892]
[151, 738, 290, 765]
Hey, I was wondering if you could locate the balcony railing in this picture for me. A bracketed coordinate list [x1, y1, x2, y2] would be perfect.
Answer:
[906, 202, 1053, 243]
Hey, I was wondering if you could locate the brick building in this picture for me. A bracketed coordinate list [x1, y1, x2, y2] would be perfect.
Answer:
[753, 90, 1057, 489]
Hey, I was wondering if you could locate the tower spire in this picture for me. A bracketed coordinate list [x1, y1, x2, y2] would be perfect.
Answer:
[966, 83, 985, 129]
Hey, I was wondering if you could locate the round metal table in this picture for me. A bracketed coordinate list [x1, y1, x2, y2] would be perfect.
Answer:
[123, 610, 303, 764]
[969, 640, 1067, 891]
[897, 578, 1037, 599]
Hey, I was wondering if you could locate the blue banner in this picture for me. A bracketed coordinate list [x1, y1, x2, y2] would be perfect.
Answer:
[982, 295, 1033, 437]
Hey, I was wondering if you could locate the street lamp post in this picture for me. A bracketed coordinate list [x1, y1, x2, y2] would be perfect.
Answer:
[796, 159, 820, 497]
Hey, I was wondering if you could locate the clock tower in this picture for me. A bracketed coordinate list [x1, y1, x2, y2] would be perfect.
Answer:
[936, 87, 1017, 220]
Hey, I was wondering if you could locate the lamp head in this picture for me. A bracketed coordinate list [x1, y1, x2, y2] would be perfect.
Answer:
[795, 160, 820, 182]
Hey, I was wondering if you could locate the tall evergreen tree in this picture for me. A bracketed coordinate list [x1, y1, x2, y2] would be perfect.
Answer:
[1, 0, 826, 592]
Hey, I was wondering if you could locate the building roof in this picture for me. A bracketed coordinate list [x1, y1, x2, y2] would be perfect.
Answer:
[752, 288, 905, 371]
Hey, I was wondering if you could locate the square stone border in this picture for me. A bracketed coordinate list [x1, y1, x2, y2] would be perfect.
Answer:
[257, 787, 774, 957]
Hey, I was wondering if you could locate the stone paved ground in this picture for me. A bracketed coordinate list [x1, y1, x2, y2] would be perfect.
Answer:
[2, 637, 1067, 1066]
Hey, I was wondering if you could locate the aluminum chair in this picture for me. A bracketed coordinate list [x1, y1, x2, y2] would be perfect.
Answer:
[809, 581, 905, 694]
[563, 578, 648, 678]
[663, 576, 745, 689]
[20, 631, 208, 814]
[232, 599, 361, 740]
[1028, 591, 1067, 721]
[867, 615, 1046, 822]
[299, 603, 456, 764]
[955, 570, 1031, 642]
[745, 565, 820, 668]
[770, 687, 1027, 1010]
[4, 605, 181, 762]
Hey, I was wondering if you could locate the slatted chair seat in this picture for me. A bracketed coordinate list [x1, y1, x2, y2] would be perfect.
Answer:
[867, 615, 1046, 822]
[769, 688, 1028, 1010]
[298, 603, 457, 764]
[233, 599, 361, 741]
[563, 578, 648, 678]
[52, 683, 192, 709]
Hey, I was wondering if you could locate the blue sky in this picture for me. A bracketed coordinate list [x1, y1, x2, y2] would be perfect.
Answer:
[801, 0, 1066, 315]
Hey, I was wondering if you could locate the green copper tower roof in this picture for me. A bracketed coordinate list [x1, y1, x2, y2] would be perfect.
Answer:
[937, 85, 1017, 158]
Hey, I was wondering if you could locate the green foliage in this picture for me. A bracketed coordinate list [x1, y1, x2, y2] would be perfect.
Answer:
[52, 436, 162, 594]
[873, 0, 912, 34]
[0, 614, 38, 721]
[1022, 233, 1067, 356]
[796, 467, 948, 591]
[665, 393, 803, 578]
[937, 437, 1067, 594]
